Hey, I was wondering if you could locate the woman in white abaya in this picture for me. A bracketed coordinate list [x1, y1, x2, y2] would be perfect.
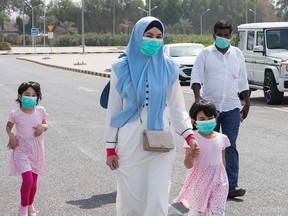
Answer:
[105, 16, 199, 216]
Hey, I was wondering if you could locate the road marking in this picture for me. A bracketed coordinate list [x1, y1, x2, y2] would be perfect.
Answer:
[265, 106, 288, 113]
[77, 87, 95, 92]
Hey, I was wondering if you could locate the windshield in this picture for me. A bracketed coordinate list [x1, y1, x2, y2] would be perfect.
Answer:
[169, 45, 204, 57]
[266, 29, 288, 49]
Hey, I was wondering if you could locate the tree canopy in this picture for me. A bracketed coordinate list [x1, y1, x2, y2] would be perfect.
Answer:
[2, 0, 286, 35]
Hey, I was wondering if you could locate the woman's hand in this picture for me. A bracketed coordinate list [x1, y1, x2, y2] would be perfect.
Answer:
[106, 155, 119, 170]
[188, 138, 200, 157]
[7, 133, 18, 150]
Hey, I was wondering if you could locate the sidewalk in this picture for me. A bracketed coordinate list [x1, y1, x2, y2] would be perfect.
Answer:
[0, 46, 125, 55]
[1, 46, 125, 78]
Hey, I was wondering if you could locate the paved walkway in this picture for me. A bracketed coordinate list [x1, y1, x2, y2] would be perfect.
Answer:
[1, 46, 125, 78]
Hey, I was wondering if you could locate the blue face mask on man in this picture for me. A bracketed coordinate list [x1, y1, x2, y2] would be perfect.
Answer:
[140, 37, 163, 56]
[215, 36, 230, 49]
[21, 96, 37, 108]
[196, 119, 217, 134]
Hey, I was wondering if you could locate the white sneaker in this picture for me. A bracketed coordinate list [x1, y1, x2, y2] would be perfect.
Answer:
[28, 205, 37, 216]
[18, 206, 28, 216]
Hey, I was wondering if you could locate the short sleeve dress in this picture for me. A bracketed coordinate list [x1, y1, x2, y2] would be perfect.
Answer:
[174, 132, 230, 214]
[8, 106, 48, 176]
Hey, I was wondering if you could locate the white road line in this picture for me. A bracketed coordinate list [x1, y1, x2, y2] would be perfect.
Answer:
[77, 87, 95, 92]
[265, 106, 288, 113]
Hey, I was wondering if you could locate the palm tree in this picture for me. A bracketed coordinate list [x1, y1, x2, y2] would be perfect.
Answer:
[56, 21, 78, 35]
[178, 17, 193, 34]
[119, 19, 133, 34]
[276, 0, 288, 21]
[165, 24, 175, 34]
[0, 11, 9, 42]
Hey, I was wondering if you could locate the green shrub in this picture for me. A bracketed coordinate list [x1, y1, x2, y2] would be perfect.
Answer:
[53, 34, 81, 46]
[9, 33, 236, 47]
[0, 42, 11, 50]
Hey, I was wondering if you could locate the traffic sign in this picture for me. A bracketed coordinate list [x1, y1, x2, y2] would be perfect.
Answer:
[48, 32, 54, 39]
[47, 25, 54, 32]
[31, 28, 39, 36]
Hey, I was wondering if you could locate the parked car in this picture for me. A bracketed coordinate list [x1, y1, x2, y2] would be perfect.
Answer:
[164, 43, 205, 83]
[237, 22, 288, 104]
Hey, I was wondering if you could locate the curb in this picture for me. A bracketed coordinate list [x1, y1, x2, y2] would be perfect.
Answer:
[17, 57, 111, 79]
[0, 51, 123, 55]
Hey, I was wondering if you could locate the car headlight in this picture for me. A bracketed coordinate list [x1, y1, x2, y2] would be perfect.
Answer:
[281, 64, 288, 76]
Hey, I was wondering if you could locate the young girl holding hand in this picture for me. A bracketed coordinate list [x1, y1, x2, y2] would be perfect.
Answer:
[174, 99, 230, 216]
[6, 81, 48, 216]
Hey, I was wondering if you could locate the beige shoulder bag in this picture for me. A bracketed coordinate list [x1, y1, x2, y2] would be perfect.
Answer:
[132, 82, 174, 152]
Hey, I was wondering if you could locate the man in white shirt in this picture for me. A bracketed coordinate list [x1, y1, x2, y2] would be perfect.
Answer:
[191, 20, 250, 199]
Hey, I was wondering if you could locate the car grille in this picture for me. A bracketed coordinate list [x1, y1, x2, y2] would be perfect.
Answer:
[183, 66, 193, 76]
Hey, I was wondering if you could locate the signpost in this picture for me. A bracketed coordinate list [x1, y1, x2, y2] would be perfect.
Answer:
[47, 25, 54, 55]
[31, 28, 39, 51]
[47, 32, 53, 39]
[47, 25, 54, 32]
[31, 27, 39, 36]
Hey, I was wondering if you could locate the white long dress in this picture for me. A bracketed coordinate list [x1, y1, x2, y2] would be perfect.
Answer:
[106, 70, 193, 216]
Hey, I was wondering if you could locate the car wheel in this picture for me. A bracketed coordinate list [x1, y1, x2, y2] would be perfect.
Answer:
[263, 72, 283, 104]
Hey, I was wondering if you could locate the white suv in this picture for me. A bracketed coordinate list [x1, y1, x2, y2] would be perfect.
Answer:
[237, 22, 288, 104]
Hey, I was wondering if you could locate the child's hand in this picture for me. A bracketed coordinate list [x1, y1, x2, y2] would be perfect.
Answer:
[7, 134, 18, 150]
[189, 148, 199, 158]
[33, 124, 46, 137]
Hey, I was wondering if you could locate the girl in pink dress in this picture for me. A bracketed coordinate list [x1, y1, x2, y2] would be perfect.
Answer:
[174, 99, 230, 216]
[6, 81, 48, 216]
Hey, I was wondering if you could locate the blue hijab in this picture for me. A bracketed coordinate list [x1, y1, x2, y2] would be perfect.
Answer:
[110, 17, 178, 130]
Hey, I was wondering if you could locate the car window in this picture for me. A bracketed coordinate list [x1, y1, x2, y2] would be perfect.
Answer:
[169, 45, 204, 57]
[267, 30, 281, 49]
[247, 31, 255, 51]
[256, 31, 264, 46]
[279, 29, 288, 49]
[237, 31, 246, 51]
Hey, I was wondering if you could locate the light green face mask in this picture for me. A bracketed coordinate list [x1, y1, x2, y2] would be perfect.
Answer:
[140, 37, 163, 56]
[21, 96, 37, 108]
[196, 119, 217, 134]
[215, 36, 231, 49]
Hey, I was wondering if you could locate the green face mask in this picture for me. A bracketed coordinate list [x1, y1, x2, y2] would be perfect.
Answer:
[140, 37, 163, 56]
[196, 119, 217, 134]
[21, 96, 37, 108]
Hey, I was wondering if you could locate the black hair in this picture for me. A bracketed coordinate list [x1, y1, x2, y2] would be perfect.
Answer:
[214, 20, 233, 34]
[144, 20, 163, 34]
[189, 99, 218, 122]
[16, 81, 42, 107]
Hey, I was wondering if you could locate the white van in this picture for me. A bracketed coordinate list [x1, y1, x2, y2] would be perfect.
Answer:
[237, 22, 288, 104]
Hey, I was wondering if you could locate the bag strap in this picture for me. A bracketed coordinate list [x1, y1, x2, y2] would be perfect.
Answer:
[131, 82, 143, 124]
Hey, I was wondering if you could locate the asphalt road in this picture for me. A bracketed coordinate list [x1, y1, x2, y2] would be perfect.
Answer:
[1, 55, 288, 216]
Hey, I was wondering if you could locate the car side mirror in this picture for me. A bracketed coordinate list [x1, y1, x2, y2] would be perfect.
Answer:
[253, 45, 264, 52]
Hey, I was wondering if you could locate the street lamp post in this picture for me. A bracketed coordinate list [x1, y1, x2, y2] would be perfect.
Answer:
[81, 0, 85, 54]
[246, 1, 248, 23]
[22, 1, 25, 46]
[148, 0, 151, 16]
[137, 7, 148, 16]
[137, 5, 158, 16]
[43, 9, 46, 47]
[249, 9, 257, 22]
[24, 1, 34, 47]
[200, 8, 210, 35]
[112, 0, 115, 34]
